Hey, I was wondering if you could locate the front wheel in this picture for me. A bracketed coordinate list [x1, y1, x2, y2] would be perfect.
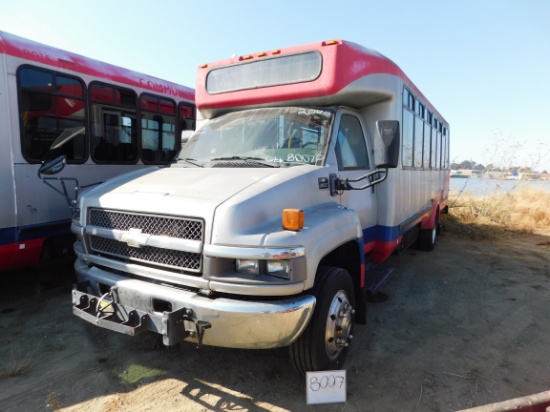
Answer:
[289, 266, 355, 374]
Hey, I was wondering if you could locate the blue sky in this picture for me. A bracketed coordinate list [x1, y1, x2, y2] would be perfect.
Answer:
[1, 0, 549, 171]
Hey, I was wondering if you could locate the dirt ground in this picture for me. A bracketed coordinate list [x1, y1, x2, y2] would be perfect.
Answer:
[1, 229, 549, 412]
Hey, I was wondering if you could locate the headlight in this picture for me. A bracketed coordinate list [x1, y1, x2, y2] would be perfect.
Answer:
[236, 259, 259, 275]
[71, 202, 81, 223]
[267, 260, 291, 279]
[236, 259, 291, 280]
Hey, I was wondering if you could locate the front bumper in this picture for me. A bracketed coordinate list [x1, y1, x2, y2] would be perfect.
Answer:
[73, 260, 316, 349]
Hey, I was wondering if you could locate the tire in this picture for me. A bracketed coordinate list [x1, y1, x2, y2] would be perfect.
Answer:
[418, 226, 437, 251]
[289, 266, 355, 374]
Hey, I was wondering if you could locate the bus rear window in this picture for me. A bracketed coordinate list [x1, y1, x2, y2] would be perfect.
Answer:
[206, 51, 322, 94]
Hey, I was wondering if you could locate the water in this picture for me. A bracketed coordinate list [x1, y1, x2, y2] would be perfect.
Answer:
[450, 177, 550, 197]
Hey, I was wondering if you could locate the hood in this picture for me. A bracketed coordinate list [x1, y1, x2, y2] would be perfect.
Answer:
[80, 164, 334, 247]
[81, 166, 286, 218]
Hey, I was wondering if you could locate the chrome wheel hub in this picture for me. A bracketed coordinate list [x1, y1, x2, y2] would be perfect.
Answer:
[325, 290, 354, 359]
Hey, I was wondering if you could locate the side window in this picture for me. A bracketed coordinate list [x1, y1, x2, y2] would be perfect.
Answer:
[334, 114, 369, 170]
[178, 103, 196, 131]
[90, 82, 137, 163]
[18, 66, 86, 163]
[423, 119, 431, 169]
[442, 128, 449, 168]
[431, 118, 439, 170]
[141, 94, 177, 163]
[402, 108, 414, 167]
[413, 115, 423, 168]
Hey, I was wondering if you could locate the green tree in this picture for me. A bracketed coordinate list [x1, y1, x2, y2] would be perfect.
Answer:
[458, 160, 475, 170]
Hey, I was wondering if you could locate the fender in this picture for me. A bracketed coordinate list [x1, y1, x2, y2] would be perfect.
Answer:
[295, 203, 362, 290]
[420, 198, 440, 230]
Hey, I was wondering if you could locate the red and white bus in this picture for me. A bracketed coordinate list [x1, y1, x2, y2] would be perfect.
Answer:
[0, 31, 195, 271]
[64, 39, 450, 373]
[195, 39, 450, 261]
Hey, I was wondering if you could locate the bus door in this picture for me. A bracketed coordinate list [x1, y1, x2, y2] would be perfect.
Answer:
[332, 110, 377, 242]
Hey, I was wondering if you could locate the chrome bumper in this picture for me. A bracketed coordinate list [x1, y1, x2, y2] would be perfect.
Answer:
[73, 260, 316, 349]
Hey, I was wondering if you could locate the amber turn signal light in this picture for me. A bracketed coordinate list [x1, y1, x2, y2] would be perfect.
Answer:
[282, 209, 304, 231]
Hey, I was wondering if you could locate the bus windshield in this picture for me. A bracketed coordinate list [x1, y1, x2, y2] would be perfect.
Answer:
[179, 107, 333, 166]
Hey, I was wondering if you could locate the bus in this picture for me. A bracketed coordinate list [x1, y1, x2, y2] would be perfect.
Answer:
[57, 39, 449, 373]
[0, 31, 195, 271]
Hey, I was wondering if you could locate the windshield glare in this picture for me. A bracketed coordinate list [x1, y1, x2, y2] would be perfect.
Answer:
[179, 107, 333, 166]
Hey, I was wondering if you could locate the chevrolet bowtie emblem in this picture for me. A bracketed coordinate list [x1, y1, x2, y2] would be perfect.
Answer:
[120, 228, 149, 248]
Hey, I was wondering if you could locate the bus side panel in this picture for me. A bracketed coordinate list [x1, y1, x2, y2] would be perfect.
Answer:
[0, 51, 19, 261]
[374, 165, 448, 254]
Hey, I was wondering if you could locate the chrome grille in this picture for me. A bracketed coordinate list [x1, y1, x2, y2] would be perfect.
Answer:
[90, 209, 202, 240]
[87, 209, 203, 272]
[90, 236, 201, 270]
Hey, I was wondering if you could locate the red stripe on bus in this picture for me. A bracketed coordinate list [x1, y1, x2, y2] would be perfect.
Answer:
[0, 31, 194, 101]
[0, 238, 44, 271]
[196, 40, 445, 123]
[370, 238, 403, 264]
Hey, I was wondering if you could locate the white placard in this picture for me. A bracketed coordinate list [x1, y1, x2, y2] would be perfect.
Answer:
[306, 370, 347, 405]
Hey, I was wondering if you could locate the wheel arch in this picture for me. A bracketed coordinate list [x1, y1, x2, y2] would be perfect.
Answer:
[318, 239, 367, 324]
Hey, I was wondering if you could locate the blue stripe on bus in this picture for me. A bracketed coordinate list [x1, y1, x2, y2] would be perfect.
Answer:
[0, 220, 72, 246]
[363, 225, 401, 243]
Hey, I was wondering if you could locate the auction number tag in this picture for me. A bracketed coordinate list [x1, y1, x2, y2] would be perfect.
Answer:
[306, 370, 346, 405]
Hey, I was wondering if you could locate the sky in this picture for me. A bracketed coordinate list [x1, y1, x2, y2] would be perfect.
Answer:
[1, 0, 549, 172]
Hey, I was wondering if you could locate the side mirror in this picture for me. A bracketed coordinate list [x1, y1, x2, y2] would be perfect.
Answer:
[37, 155, 66, 177]
[374, 120, 400, 169]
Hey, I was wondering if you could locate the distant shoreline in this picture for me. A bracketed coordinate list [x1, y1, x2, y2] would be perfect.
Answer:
[449, 177, 550, 197]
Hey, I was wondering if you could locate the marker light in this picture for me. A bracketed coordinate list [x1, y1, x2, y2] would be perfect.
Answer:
[282, 209, 304, 231]
[240, 55, 253, 61]
[322, 40, 340, 46]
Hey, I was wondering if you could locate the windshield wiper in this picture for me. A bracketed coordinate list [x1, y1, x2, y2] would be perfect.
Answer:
[177, 157, 204, 167]
[210, 156, 279, 168]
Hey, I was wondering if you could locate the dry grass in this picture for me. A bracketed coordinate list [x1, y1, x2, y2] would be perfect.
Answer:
[0, 342, 35, 378]
[443, 187, 550, 240]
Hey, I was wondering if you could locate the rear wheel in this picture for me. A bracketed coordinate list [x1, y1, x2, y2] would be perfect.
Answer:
[418, 226, 437, 251]
[289, 266, 355, 374]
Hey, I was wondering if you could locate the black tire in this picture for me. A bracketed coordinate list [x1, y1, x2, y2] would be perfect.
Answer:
[417, 226, 437, 251]
[289, 266, 355, 374]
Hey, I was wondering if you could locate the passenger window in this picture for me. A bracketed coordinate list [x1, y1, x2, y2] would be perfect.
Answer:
[141, 94, 177, 164]
[90, 82, 138, 163]
[402, 108, 414, 167]
[18, 66, 86, 163]
[335, 114, 369, 170]
[178, 103, 196, 131]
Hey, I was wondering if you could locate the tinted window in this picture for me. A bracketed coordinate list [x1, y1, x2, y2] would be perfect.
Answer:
[140, 94, 177, 163]
[402, 108, 414, 167]
[18, 66, 86, 163]
[90, 82, 137, 163]
[335, 114, 369, 170]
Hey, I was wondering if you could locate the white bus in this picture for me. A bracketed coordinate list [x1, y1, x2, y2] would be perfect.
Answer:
[0, 31, 195, 271]
[59, 39, 449, 373]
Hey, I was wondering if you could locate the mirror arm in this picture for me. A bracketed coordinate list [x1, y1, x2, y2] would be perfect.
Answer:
[330, 169, 388, 195]
[41, 177, 79, 208]
[41, 177, 104, 208]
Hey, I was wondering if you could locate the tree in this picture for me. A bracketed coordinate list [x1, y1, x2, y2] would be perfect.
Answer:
[458, 160, 475, 170]
[474, 163, 486, 172]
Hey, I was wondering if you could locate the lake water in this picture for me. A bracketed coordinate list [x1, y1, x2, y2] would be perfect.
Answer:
[449, 177, 550, 197]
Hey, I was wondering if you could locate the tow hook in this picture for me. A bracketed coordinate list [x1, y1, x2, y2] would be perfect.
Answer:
[167, 307, 211, 348]
[96, 286, 118, 320]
